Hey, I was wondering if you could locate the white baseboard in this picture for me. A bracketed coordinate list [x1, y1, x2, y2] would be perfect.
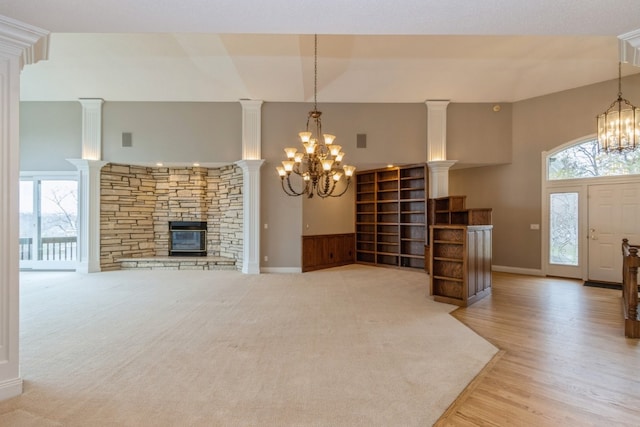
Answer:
[261, 267, 302, 274]
[0, 377, 22, 401]
[492, 265, 544, 276]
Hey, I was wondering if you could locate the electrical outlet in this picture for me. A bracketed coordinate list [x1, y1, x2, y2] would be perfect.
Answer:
[264, 256, 268, 262]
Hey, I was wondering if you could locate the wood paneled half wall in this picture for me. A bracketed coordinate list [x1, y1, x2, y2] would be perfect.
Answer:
[302, 234, 355, 272]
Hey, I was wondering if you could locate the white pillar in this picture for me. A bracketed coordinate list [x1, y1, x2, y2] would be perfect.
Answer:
[68, 99, 105, 273]
[67, 159, 107, 273]
[426, 100, 450, 162]
[79, 98, 104, 160]
[236, 159, 265, 274]
[237, 100, 264, 274]
[240, 99, 264, 160]
[427, 160, 457, 198]
[425, 100, 457, 198]
[0, 16, 49, 401]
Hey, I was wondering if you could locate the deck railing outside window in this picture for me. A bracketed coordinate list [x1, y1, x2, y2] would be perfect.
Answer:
[19, 237, 77, 261]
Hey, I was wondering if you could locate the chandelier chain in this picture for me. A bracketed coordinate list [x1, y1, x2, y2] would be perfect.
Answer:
[618, 61, 622, 99]
[314, 34, 318, 112]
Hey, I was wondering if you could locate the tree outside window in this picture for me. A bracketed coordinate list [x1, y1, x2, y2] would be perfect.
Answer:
[548, 139, 640, 180]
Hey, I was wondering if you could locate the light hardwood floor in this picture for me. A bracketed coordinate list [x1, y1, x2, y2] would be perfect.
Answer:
[435, 272, 640, 426]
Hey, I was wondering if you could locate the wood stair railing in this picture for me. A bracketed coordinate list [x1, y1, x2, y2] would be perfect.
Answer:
[621, 239, 640, 338]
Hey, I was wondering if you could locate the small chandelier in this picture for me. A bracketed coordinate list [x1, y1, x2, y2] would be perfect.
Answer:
[276, 34, 356, 198]
[597, 62, 640, 153]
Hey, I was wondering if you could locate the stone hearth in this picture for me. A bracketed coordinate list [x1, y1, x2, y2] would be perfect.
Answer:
[118, 256, 236, 271]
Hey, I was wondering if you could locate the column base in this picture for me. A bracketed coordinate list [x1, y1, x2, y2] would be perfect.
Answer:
[0, 377, 22, 401]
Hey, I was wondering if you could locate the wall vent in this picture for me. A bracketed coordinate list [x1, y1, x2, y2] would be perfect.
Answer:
[122, 132, 133, 147]
[356, 133, 367, 148]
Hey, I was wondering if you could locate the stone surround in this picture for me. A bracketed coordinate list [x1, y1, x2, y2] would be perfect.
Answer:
[100, 163, 243, 271]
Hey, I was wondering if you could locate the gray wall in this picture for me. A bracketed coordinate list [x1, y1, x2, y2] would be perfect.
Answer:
[447, 102, 512, 167]
[19, 101, 81, 171]
[449, 73, 640, 270]
[20, 76, 640, 271]
[260, 102, 429, 268]
[103, 102, 241, 164]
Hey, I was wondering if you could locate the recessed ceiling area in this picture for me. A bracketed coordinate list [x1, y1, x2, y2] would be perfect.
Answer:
[4, 0, 640, 103]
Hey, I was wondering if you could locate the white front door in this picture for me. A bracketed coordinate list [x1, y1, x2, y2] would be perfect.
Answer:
[588, 183, 640, 283]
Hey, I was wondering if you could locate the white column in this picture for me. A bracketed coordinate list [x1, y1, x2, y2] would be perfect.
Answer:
[0, 16, 49, 401]
[67, 159, 107, 273]
[427, 160, 457, 198]
[426, 100, 450, 162]
[79, 98, 104, 160]
[240, 100, 264, 160]
[237, 100, 264, 274]
[425, 100, 456, 198]
[68, 99, 105, 273]
[236, 159, 265, 274]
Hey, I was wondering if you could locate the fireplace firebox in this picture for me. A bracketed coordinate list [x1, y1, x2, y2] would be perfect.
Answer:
[169, 221, 207, 256]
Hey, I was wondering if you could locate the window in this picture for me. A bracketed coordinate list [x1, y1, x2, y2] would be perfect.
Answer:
[549, 192, 579, 266]
[20, 176, 78, 268]
[547, 138, 640, 180]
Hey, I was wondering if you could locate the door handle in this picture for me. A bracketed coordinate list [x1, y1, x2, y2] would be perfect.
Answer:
[589, 228, 597, 240]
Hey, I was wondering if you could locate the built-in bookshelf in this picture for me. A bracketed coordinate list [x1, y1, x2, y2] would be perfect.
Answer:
[429, 224, 492, 307]
[428, 195, 492, 226]
[355, 164, 427, 270]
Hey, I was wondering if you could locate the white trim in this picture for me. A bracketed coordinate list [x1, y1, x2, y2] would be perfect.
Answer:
[619, 29, 640, 66]
[20, 171, 77, 178]
[492, 265, 544, 276]
[261, 267, 302, 274]
[0, 377, 22, 401]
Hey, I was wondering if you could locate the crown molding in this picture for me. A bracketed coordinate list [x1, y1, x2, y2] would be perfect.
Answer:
[0, 15, 49, 67]
[619, 29, 640, 67]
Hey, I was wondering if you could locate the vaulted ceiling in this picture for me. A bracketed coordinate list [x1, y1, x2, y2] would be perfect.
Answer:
[3, 0, 640, 103]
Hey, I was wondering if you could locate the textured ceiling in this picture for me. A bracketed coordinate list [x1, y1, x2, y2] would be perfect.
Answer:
[2, 0, 640, 103]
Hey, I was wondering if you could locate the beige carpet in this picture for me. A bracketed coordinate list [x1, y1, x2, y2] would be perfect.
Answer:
[0, 265, 497, 426]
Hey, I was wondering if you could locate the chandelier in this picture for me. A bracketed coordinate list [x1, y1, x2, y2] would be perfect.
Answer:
[597, 62, 640, 153]
[276, 34, 356, 198]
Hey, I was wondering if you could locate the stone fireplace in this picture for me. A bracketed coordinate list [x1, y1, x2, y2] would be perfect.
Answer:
[100, 163, 243, 270]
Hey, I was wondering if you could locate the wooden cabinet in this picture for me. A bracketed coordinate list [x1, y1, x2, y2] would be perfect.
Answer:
[302, 233, 355, 272]
[429, 225, 492, 307]
[355, 164, 427, 269]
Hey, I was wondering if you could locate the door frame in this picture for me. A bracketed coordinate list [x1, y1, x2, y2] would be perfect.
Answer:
[542, 185, 586, 279]
[542, 153, 640, 280]
[20, 171, 79, 270]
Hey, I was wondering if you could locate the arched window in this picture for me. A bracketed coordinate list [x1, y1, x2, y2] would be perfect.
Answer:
[547, 137, 640, 180]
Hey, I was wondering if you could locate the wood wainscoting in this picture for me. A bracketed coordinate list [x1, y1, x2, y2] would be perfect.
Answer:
[302, 233, 355, 272]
